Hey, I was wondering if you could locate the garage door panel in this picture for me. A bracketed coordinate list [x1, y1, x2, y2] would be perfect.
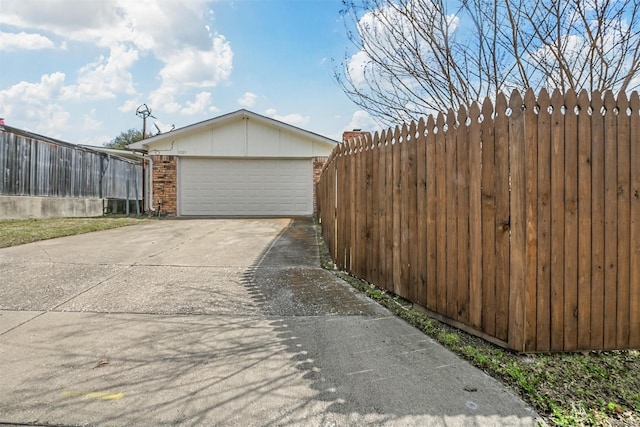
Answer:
[179, 158, 312, 216]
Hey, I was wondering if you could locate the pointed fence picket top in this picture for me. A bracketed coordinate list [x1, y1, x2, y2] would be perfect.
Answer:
[317, 88, 640, 352]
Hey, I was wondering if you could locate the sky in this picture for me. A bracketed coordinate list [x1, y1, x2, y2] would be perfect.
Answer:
[0, 0, 379, 146]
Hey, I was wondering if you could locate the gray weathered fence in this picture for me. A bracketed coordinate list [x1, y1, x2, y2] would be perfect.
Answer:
[0, 126, 141, 200]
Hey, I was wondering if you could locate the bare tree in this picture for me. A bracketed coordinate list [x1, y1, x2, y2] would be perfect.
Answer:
[336, 0, 640, 124]
[518, 0, 640, 93]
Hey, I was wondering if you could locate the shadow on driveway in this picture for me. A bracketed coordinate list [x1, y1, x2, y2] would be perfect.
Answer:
[0, 217, 538, 426]
[241, 218, 539, 426]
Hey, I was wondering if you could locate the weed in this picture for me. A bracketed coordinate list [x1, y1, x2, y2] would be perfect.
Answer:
[549, 401, 578, 427]
[438, 332, 461, 347]
[366, 289, 384, 299]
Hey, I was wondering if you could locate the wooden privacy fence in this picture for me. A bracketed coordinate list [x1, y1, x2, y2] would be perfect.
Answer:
[1, 126, 142, 200]
[317, 88, 640, 353]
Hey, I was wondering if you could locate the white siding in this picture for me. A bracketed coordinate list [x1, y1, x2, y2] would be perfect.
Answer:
[147, 116, 333, 158]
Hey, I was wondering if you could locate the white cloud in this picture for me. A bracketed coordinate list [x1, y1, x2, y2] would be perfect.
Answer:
[181, 92, 213, 115]
[346, 110, 379, 133]
[237, 92, 257, 107]
[347, 50, 371, 86]
[82, 109, 103, 131]
[0, 31, 54, 51]
[0, 72, 65, 109]
[150, 33, 233, 114]
[0, 0, 233, 137]
[265, 108, 310, 127]
[0, 72, 71, 137]
[149, 87, 180, 114]
[2, 0, 234, 114]
[0, 0, 188, 51]
[158, 35, 233, 89]
[0, 1, 120, 38]
[325, 110, 382, 142]
[346, 0, 459, 89]
[35, 106, 71, 138]
[113, 0, 213, 53]
[62, 44, 139, 100]
[118, 98, 142, 113]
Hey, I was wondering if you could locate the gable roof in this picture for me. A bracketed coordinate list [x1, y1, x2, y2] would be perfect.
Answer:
[128, 109, 338, 151]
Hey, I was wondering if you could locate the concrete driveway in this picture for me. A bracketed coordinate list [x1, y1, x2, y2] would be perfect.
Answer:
[0, 218, 538, 426]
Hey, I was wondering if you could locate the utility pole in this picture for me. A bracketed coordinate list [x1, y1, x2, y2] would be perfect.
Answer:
[135, 104, 155, 215]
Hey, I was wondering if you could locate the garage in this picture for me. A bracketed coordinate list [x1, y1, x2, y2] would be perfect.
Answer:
[179, 158, 312, 216]
[129, 109, 337, 217]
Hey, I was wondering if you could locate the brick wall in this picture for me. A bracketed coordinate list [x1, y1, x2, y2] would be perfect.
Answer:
[312, 156, 328, 215]
[151, 155, 177, 216]
[342, 130, 371, 142]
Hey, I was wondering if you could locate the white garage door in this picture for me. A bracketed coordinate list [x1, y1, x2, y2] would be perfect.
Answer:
[179, 158, 313, 216]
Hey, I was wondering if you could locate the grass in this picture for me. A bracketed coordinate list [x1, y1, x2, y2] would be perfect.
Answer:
[0, 216, 148, 248]
[315, 224, 640, 426]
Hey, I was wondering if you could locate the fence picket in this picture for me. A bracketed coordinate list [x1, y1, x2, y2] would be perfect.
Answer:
[616, 91, 631, 348]
[408, 121, 419, 303]
[384, 130, 394, 291]
[370, 132, 380, 286]
[591, 91, 606, 350]
[494, 93, 510, 342]
[550, 89, 566, 351]
[341, 141, 350, 270]
[564, 89, 579, 351]
[508, 89, 526, 352]
[468, 102, 483, 329]
[445, 110, 459, 320]
[456, 106, 470, 324]
[425, 115, 438, 311]
[523, 88, 539, 352]
[373, 132, 381, 286]
[603, 91, 618, 349]
[630, 92, 640, 348]
[577, 90, 593, 350]
[537, 88, 552, 351]
[357, 136, 367, 279]
[436, 112, 448, 314]
[333, 146, 342, 268]
[400, 123, 411, 299]
[481, 97, 497, 337]
[416, 118, 428, 307]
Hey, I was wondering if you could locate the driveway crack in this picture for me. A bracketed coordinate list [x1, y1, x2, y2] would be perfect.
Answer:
[50, 265, 130, 311]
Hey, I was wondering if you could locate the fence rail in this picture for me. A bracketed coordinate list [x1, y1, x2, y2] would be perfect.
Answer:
[1, 126, 141, 200]
[317, 88, 640, 352]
